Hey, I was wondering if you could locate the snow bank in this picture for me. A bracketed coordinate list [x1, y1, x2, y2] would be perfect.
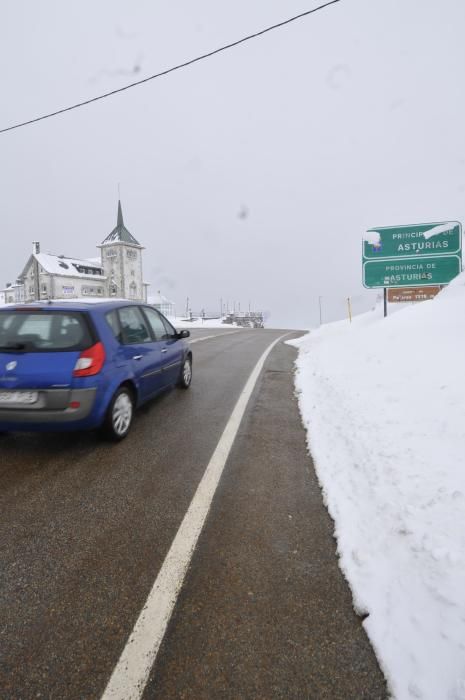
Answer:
[289, 273, 465, 700]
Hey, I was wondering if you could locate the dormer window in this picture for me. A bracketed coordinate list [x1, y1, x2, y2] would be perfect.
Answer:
[72, 264, 102, 275]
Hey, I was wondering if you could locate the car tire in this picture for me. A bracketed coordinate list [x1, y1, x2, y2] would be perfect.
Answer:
[102, 386, 134, 441]
[178, 356, 192, 389]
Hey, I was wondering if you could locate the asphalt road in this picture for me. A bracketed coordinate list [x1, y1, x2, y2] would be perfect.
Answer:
[0, 328, 387, 699]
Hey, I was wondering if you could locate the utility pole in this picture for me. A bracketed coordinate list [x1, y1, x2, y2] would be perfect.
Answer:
[318, 296, 323, 326]
[32, 241, 40, 301]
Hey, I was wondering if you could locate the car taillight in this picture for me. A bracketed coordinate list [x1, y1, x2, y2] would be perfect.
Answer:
[73, 342, 106, 377]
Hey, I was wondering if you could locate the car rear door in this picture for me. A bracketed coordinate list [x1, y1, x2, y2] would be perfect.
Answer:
[115, 306, 164, 401]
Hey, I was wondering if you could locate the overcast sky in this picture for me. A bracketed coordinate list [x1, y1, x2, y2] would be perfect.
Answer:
[1, 0, 464, 328]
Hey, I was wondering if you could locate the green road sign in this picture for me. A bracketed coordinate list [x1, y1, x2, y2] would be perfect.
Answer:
[363, 255, 462, 289]
[363, 221, 462, 260]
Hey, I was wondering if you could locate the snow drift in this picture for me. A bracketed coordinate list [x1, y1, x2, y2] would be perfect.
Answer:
[289, 272, 465, 700]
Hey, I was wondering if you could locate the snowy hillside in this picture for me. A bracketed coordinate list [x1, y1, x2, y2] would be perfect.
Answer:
[289, 274, 465, 700]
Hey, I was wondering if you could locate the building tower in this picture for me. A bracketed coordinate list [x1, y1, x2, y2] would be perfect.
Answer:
[98, 201, 146, 301]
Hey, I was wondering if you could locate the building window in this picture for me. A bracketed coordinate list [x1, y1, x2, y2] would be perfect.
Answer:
[82, 286, 103, 296]
[126, 250, 137, 260]
[129, 282, 137, 299]
[106, 249, 117, 258]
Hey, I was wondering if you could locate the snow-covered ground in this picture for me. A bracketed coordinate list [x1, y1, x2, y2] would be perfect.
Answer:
[167, 316, 238, 329]
[289, 274, 465, 700]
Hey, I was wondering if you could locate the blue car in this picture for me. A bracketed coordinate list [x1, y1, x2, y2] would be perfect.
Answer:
[0, 300, 192, 440]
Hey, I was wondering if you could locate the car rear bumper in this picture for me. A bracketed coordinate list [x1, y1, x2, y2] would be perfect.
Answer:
[0, 388, 97, 427]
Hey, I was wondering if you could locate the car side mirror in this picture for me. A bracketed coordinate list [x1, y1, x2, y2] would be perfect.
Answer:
[177, 329, 190, 339]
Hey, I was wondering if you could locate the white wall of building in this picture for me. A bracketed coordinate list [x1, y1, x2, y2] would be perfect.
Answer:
[101, 243, 145, 301]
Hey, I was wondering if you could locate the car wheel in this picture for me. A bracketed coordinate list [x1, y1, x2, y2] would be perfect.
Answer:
[178, 356, 192, 389]
[103, 386, 134, 441]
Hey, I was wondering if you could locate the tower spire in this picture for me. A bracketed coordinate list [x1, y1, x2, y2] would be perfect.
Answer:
[117, 200, 124, 228]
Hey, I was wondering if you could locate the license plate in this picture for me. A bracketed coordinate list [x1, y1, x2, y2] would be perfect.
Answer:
[0, 391, 39, 405]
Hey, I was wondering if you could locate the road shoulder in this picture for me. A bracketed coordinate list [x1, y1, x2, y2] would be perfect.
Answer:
[144, 337, 388, 699]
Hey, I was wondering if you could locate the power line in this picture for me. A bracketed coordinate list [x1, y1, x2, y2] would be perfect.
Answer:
[0, 0, 341, 135]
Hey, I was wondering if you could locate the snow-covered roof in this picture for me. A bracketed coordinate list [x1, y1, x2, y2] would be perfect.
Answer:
[34, 253, 106, 280]
[45, 296, 128, 304]
[0, 283, 23, 292]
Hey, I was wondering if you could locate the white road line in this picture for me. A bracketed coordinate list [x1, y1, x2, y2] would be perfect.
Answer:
[188, 334, 218, 344]
[101, 332, 291, 700]
[189, 330, 240, 344]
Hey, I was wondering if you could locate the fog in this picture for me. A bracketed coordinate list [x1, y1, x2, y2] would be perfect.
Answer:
[1, 0, 464, 328]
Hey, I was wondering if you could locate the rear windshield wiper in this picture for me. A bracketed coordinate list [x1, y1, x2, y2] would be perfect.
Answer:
[0, 343, 26, 350]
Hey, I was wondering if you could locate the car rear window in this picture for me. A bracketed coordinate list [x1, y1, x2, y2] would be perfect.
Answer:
[0, 310, 94, 352]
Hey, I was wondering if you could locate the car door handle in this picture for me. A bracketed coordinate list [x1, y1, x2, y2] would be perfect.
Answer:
[161, 349, 168, 354]
[133, 355, 143, 360]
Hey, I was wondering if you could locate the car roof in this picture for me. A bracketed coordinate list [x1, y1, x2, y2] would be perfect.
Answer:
[0, 299, 147, 313]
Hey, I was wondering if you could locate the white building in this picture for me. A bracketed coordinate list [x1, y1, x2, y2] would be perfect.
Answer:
[0, 281, 25, 305]
[8, 201, 149, 303]
[19, 247, 107, 302]
[148, 291, 176, 318]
